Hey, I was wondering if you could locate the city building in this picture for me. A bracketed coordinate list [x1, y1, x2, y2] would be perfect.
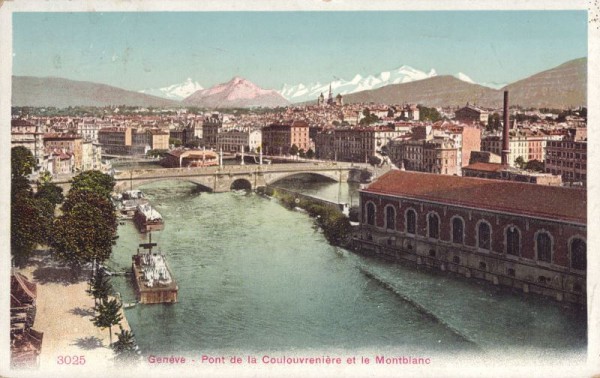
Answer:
[43, 133, 83, 172]
[161, 149, 219, 168]
[262, 120, 310, 156]
[11, 119, 45, 169]
[545, 139, 587, 184]
[203, 114, 223, 148]
[462, 163, 563, 186]
[454, 104, 489, 125]
[355, 170, 586, 304]
[315, 126, 403, 162]
[481, 132, 548, 168]
[217, 128, 262, 153]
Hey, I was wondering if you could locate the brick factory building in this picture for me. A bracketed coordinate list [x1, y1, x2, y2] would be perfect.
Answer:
[354, 170, 586, 304]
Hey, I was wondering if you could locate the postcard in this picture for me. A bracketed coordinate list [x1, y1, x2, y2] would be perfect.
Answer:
[1, 1, 598, 377]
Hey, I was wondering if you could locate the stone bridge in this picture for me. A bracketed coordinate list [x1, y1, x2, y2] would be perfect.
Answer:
[111, 162, 370, 193]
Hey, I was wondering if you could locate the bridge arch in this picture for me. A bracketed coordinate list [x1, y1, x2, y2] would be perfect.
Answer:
[267, 171, 340, 186]
[230, 178, 252, 191]
[119, 177, 214, 193]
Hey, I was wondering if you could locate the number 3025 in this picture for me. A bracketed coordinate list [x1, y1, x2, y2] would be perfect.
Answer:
[57, 355, 86, 365]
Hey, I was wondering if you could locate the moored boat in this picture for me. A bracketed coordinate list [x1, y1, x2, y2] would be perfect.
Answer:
[131, 234, 178, 304]
[133, 203, 164, 233]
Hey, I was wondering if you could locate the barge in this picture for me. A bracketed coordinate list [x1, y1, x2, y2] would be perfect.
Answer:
[132, 235, 178, 304]
[133, 203, 164, 233]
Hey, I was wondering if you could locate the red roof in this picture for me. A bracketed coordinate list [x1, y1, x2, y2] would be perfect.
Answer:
[462, 162, 506, 172]
[362, 170, 586, 224]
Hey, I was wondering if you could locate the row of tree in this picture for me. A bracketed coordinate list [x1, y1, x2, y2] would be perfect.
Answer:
[11, 147, 136, 361]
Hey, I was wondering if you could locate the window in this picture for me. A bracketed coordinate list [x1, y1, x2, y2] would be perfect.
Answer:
[406, 209, 417, 234]
[366, 202, 376, 226]
[570, 238, 586, 271]
[452, 217, 464, 244]
[506, 226, 520, 256]
[428, 213, 440, 239]
[536, 232, 552, 263]
[478, 221, 491, 250]
[385, 206, 396, 230]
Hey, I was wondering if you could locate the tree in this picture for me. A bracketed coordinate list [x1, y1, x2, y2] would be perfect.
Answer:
[61, 191, 117, 234]
[35, 181, 64, 207]
[70, 170, 116, 199]
[256, 146, 261, 154]
[417, 105, 442, 122]
[289, 144, 299, 156]
[52, 201, 115, 273]
[112, 326, 138, 363]
[91, 298, 122, 345]
[87, 269, 112, 306]
[11, 193, 45, 267]
[514, 156, 525, 169]
[306, 148, 315, 159]
[368, 155, 382, 166]
[12, 146, 36, 178]
[360, 109, 380, 126]
[486, 113, 502, 132]
[184, 139, 200, 149]
[298, 148, 306, 158]
[524, 159, 545, 172]
[169, 137, 182, 147]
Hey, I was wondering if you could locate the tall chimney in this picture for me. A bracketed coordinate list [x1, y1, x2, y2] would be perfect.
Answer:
[501, 90, 510, 166]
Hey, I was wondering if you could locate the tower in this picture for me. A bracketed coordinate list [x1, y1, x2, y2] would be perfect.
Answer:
[327, 84, 334, 105]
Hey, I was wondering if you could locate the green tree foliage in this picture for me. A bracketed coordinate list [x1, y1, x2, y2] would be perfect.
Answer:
[11, 193, 45, 267]
[35, 181, 64, 207]
[298, 148, 306, 158]
[112, 326, 138, 363]
[91, 298, 122, 345]
[486, 113, 502, 132]
[61, 191, 117, 234]
[52, 202, 115, 270]
[87, 269, 112, 306]
[524, 159, 545, 172]
[289, 144, 299, 156]
[514, 156, 526, 169]
[169, 137, 182, 147]
[359, 109, 380, 126]
[184, 139, 200, 149]
[368, 155, 382, 166]
[12, 146, 36, 178]
[146, 149, 168, 158]
[70, 170, 116, 199]
[306, 148, 315, 159]
[417, 105, 441, 122]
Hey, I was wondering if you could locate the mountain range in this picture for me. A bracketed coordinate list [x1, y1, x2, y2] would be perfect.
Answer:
[12, 76, 179, 108]
[12, 58, 586, 109]
[139, 78, 204, 100]
[182, 76, 289, 108]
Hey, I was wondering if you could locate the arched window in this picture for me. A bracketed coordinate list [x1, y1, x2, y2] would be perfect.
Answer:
[385, 205, 396, 230]
[405, 209, 417, 234]
[536, 232, 552, 263]
[478, 221, 491, 250]
[570, 238, 586, 271]
[366, 202, 376, 226]
[452, 217, 464, 244]
[428, 212, 440, 239]
[505, 226, 521, 256]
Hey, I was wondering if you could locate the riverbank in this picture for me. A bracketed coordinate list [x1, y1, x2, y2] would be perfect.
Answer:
[16, 250, 132, 369]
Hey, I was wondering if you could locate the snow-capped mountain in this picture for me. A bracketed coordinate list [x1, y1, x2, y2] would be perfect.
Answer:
[279, 66, 508, 103]
[182, 76, 289, 108]
[453, 72, 475, 84]
[279, 65, 438, 103]
[139, 78, 204, 100]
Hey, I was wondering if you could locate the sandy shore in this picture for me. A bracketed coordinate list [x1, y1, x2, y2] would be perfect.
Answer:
[16, 252, 132, 370]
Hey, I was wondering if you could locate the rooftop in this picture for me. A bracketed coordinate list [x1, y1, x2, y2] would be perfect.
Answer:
[362, 170, 586, 224]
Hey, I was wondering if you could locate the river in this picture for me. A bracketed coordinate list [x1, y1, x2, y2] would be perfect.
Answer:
[108, 176, 586, 359]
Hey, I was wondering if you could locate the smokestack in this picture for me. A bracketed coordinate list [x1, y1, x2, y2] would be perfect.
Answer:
[501, 90, 510, 166]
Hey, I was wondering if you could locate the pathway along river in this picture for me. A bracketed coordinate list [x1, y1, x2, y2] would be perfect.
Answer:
[109, 176, 586, 359]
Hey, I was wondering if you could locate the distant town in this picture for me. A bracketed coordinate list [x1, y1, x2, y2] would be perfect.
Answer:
[11, 87, 587, 185]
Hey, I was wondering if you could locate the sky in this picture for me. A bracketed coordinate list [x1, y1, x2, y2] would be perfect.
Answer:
[13, 11, 587, 91]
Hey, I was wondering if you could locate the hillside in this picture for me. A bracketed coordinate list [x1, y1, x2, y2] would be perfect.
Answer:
[12, 76, 180, 108]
